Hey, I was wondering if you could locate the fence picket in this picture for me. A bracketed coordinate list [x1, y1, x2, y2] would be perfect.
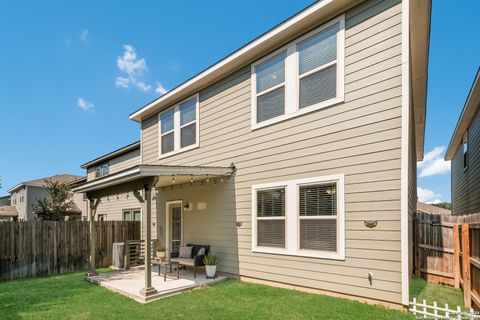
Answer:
[0, 220, 140, 281]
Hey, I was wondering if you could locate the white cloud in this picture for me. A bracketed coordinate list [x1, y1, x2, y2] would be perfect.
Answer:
[77, 97, 94, 111]
[417, 187, 443, 204]
[65, 38, 72, 48]
[115, 44, 153, 92]
[80, 29, 89, 43]
[155, 82, 168, 95]
[417, 146, 451, 177]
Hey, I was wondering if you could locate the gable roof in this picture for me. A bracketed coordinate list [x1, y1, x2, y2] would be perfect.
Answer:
[8, 174, 85, 193]
[445, 68, 480, 160]
[81, 141, 140, 169]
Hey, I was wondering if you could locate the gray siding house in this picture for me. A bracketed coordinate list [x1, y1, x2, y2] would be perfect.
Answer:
[445, 68, 480, 216]
[74, 0, 431, 308]
[8, 174, 86, 221]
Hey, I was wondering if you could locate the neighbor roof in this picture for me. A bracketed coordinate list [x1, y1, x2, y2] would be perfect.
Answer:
[8, 174, 85, 193]
[81, 141, 140, 169]
[128, 0, 431, 161]
[417, 202, 451, 216]
[445, 68, 480, 160]
[0, 206, 18, 217]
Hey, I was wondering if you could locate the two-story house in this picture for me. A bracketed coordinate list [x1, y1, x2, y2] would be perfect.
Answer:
[8, 174, 86, 221]
[73, 0, 431, 308]
[445, 68, 480, 216]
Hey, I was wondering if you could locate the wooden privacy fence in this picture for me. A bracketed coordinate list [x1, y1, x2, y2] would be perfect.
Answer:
[413, 212, 480, 309]
[0, 220, 140, 281]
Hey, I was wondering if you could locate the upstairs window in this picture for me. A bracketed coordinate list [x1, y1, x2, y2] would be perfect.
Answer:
[159, 94, 199, 158]
[463, 133, 468, 169]
[251, 15, 344, 129]
[95, 163, 109, 178]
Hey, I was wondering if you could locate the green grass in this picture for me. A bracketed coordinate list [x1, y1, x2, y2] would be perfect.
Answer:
[410, 278, 464, 309]
[0, 270, 413, 320]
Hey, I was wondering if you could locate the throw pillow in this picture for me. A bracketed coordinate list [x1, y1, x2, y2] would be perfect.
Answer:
[197, 247, 206, 256]
[179, 246, 193, 258]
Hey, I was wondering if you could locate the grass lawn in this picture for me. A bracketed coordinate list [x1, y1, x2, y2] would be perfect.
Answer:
[410, 278, 464, 309]
[0, 269, 413, 320]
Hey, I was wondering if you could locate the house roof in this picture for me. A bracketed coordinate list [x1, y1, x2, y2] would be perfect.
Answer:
[128, 0, 431, 161]
[8, 174, 85, 193]
[0, 206, 18, 217]
[445, 68, 480, 160]
[81, 141, 140, 169]
[417, 202, 451, 216]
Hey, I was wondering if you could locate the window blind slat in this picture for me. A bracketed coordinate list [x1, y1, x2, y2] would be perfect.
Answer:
[161, 132, 174, 154]
[300, 219, 337, 252]
[257, 87, 285, 123]
[298, 24, 337, 75]
[258, 220, 285, 248]
[256, 51, 286, 93]
[160, 110, 174, 133]
[300, 65, 337, 109]
[300, 183, 337, 216]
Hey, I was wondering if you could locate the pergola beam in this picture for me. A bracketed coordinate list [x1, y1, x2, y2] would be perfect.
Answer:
[87, 198, 100, 276]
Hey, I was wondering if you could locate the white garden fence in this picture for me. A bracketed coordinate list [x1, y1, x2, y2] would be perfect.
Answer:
[410, 298, 480, 319]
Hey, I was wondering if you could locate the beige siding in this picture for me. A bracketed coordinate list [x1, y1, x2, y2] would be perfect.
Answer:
[86, 149, 140, 182]
[408, 95, 417, 278]
[140, 0, 404, 305]
[451, 107, 480, 215]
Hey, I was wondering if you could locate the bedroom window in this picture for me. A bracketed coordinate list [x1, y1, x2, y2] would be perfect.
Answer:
[159, 94, 199, 158]
[123, 209, 141, 222]
[252, 174, 345, 260]
[95, 163, 109, 178]
[251, 15, 344, 129]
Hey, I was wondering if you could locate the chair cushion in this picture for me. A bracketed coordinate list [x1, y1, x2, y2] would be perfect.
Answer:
[179, 246, 193, 258]
[197, 247, 206, 256]
[170, 258, 195, 266]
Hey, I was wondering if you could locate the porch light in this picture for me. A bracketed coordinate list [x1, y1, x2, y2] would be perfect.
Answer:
[206, 175, 210, 183]
[184, 203, 190, 210]
[190, 175, 194, 184]
[172, 175, 176, 184]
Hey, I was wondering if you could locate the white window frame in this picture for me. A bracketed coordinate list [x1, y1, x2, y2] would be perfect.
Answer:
[251, 14, 345, 130]
[252, 174, 345, 260]
[158, 93, 200, 159]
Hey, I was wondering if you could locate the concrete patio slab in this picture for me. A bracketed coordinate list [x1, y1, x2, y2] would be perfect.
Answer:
[86, 267, 228, 303]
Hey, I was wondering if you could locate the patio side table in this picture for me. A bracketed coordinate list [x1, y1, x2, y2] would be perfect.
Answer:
[153, 259, 180, 282]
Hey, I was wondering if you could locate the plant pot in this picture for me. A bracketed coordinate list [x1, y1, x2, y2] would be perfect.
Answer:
[156, 251, 166, 259]
[206, 265, 217, 278]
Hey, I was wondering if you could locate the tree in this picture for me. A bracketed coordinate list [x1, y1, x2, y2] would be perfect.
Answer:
[432, 202, 452, 210]
[32, 179, 80, 221]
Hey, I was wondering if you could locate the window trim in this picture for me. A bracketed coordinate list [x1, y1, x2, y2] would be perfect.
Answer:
[158, 93, 200, 160]
[251, 14, 345, 130]
[95, 162, 109, 179]
[251, 174, 345, 260]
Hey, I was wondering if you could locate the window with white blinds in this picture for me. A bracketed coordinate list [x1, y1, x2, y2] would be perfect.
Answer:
[299, 183, 337, 252]
[158, 94, 199, 158]
[252, 174, 344, 260]
[256, 188, 286, 248]
[251, 15, 344, 129]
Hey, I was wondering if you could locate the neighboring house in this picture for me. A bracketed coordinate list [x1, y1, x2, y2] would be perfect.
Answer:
[445, 68, 480, 216]
[8, 174, 86, 220]
[73, 0, 431, 308]
[0, 196, 17, 221]
[0, 195, 10, 206]
[417, 202, 451, 216]
[78, 141, 141, 221]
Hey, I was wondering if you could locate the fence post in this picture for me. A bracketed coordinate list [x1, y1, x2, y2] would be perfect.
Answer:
[414, 212, 421, 277]
[462, 223, 471, 308]
[453, 224, 460, 288]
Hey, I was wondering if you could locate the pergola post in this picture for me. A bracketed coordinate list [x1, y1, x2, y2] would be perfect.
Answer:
[87, 198, 100, 276]
[139, 183, 157, 297]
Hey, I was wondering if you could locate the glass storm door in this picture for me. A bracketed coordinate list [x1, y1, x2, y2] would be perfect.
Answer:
[170, 205, 182, 256]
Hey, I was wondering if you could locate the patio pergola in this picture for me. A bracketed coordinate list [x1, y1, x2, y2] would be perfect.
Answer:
[73, 164, 235, 298]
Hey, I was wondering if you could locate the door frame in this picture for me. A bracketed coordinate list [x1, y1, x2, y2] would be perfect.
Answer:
[165, 200, 184, 257]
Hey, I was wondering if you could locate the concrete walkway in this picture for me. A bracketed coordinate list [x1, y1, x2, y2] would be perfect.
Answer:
[86, 267, 227, 303]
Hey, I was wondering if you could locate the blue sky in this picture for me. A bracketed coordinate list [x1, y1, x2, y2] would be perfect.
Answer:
[0, 1, 478, 201]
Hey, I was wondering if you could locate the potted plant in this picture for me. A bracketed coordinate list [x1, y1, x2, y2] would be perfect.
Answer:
[203, 254, 219, 278]
[156, 245, 167, 260]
